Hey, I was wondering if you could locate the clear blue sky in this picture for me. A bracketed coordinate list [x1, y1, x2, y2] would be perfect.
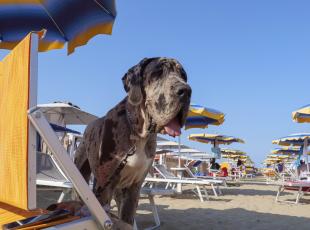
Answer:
[1, 0, 310, 166]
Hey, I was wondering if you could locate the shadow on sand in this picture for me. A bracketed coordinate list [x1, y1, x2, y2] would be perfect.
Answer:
[222, 187, 291, 196]
[136, 205, 310, 230]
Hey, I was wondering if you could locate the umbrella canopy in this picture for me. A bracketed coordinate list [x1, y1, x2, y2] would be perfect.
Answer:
[185, 104, 225, 129]
[222, 154, 247, 159]
[220, 148, 246, 155]
[38, 101, 98, 125]
[272, 133, 310, 146]
[156, 140, 187, 149]
[0, 0, 116, 54]
[266, 154, 291, 160]
[271, 147, 301, 155]
[188, 133, 245, 146]
[292, 105, 310, 123]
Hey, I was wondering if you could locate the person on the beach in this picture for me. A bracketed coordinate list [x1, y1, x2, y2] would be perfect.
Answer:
[276, 160, 284, 173]
[209, 158, 220, 170]
[237, 159, 243, 167]
[298, 160, 308, 179]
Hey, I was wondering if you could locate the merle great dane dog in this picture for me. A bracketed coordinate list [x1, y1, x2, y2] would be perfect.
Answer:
[74, 57, 191, 226]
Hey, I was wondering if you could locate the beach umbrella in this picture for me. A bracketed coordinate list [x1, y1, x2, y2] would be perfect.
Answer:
[271, 147, 301, 155]
[188, 133, 245, 147]
[185, 104, 225, 130]
[0, 0, 116, 54]
[292, 105, 310, 123]
[156, 140, 187, 149]
[174, 104, 225, 167]
[222, 154, 247, 159]
[220, 148, 246, 155]
[266, 154, 291, 160]
[38, 102, 98, 126]
[272, 133, 310, 146]
[272, 133, 310, 171]
[188, 133, 244, 161]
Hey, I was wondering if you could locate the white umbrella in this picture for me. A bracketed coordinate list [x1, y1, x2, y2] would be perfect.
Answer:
[156, 140, 187, 149]
[38, 102, 98, 126]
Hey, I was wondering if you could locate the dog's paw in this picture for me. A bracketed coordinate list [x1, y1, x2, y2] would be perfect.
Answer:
[47, 201, 84, 216]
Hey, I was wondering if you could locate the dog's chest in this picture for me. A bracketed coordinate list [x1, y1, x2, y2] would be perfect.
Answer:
[118, 140, 153, 188]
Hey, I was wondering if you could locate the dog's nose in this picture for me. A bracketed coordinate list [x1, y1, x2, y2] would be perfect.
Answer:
[176, 85, 191, 99]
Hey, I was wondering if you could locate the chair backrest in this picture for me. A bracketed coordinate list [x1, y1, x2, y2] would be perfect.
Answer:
[36, 151, 70, 186]
[184, 165, 197, 178]
[154, 164, 176, 179]
[0, 33, 38, 210]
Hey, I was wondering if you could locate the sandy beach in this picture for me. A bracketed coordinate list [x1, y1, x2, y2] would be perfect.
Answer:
[135, 182, 310, 230]
[37, 179, 310, 230]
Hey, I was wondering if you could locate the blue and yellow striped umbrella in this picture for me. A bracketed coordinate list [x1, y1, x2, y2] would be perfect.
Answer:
[220, 148, 246, 155]
[188, 133, 244, 146]
[292, 105, 310, 123]
[0, 0, 116, 54]
[271, 146, 301, 155]
[185, 104, 225, 130]
[272, 133, 310, 146]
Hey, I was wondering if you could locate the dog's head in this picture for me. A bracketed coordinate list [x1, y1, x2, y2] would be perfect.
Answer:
[122, 57, 191, 137]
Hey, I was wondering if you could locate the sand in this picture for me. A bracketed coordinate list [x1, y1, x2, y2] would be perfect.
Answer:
[135, 182, 310, 230]
[38, 180, 310, 230]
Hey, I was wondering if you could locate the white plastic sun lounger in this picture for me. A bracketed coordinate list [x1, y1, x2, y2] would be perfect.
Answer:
[153, 164, 224, 197]
[275, 180, 310, 204]
[36, 151, 75, 203]
[144, 177, 210, 202]
[184, 164, 228, 188]
[133, 187, 176, 230]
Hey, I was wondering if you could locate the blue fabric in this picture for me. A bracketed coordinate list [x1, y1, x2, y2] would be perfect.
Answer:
[192, 160, 202, 167]
[194, 172, 206, 176]
[185, 116, 218, 127]
[50, 123, 80, 134]
[0, 0, 116, 52]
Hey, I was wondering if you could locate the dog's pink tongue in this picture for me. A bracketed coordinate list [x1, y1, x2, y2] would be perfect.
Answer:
[164, 118, 181, 137]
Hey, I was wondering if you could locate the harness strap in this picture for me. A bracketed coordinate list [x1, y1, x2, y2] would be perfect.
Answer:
[95, 145, 136, 196]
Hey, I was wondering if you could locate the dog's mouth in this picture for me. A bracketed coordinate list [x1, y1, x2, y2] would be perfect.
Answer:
[160, 109, 184, 137]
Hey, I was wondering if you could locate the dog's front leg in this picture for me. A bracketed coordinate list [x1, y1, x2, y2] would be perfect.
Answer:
[115, 183, 141, 225]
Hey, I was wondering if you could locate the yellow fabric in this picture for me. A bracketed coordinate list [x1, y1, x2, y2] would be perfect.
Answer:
[0, 34, 32, 209]
[0, 15, 113, 55]
[220, 162, 230, 170]
[68, 22, 114, 54]
[188, 107, 225, 122]
[188, 133, 244, 145]
[220, 149, 246, 155]
[292, 106, 310, 123]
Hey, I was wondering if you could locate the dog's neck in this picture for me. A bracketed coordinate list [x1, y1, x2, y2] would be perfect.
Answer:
[125, 99, 155, 140]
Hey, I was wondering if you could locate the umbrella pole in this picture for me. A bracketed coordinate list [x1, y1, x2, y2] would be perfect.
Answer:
[178, 135, 181, 167]
[304, 138, 309, 172]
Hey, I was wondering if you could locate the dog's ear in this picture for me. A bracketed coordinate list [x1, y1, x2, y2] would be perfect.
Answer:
[122, 58, 156, 106]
